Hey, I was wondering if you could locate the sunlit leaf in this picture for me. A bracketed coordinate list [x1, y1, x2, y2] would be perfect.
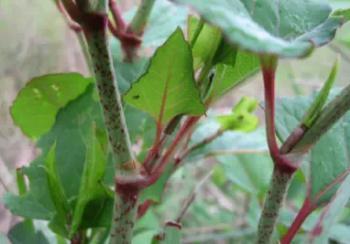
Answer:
[11, 73, 92, 138]
[125, 29, 205, 125]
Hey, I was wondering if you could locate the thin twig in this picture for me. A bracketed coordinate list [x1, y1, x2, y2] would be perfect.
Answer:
[176, 171, 213, 223]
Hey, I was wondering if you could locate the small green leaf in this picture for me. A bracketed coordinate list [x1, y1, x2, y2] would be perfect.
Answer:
[217, 97, 259, 132]
[302, 58, 339, 127]
[11, 73, 92, 138]
[70, 125, 109, 237]
[124, 28, 205, 125]
[175, 0, 342, 58]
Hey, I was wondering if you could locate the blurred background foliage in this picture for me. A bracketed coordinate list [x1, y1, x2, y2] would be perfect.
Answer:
[1, 0, 350, 243]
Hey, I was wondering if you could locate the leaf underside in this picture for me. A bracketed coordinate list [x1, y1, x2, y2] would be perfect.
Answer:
[175, 0, 342, 57]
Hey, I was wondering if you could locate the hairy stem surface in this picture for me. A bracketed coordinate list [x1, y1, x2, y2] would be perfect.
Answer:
[257, 168, 291, 244]
[81, 12, 136, 244]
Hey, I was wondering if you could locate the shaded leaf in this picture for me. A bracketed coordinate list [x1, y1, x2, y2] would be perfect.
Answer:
[70, 125, 110, 236]
[210, 52, 259, 99]
[3, 86, 112, 231]
[8, 221, 49, 244]
[11, 73, 92, 138]
[310, 174, 350, 243]
[44, 144, 69, 237]
[175, 0, 342, 57]
[187, 16, 222, 69]
[217, 154, 273, 195]
[125, 29, 205, 125]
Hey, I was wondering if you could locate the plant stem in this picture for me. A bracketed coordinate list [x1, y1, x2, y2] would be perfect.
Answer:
[82, 17, 135, 169]
[281, 199, 315, 244]
[257, 57, 297, 244]
[112, 185, 138, 244]
[128, 0, 156, 35]
[109, 0, 126, 32]
[257, 168, 291, 244]
[77, 9, 137, 244]
[293, 82, 350, 152]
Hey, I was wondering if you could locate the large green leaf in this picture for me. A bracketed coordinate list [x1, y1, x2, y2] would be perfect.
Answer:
[175, 0, 342, 57]
[11, 73, 92, 138]
[124, 29, 205, 125]
[275, 92, 350, 206]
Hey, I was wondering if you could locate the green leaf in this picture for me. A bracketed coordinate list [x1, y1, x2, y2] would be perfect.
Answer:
[210, 52, 259, 99]
[124, 28, 205, 125]
[175, 0, 342, 57]
[70, 125, 109, 236]
[44, 144, 70, 237]
[217, 96, 259, 132]
[217, 154, 273, 195]
[310, 174, 350, 243]
[8, 221, 49, 244]
[275, 91, 350, 205]
[11, 73, 92, 138]
[187, 16, 222, 69]
[3, 86, 112, 230]
[302, 58, 339, 127]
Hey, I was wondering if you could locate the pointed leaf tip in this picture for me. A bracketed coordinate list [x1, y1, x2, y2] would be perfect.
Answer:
[124, 28, 205, 125]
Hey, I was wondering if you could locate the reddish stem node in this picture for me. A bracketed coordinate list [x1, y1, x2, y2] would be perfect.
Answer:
[262, 65, 298, 174]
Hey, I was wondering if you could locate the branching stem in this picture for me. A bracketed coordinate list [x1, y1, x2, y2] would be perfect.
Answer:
[281, 199, 316, 244]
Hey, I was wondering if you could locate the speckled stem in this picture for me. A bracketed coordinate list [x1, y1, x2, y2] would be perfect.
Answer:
[111, 185, 139, 244]
[81, 13, 137, 244]
[83, 19, 134, 167]
[257, 168, 291, 244]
